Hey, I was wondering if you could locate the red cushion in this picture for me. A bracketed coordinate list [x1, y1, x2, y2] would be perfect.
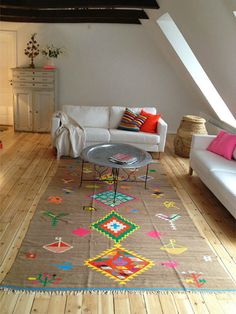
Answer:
[140, 110, 161, 133]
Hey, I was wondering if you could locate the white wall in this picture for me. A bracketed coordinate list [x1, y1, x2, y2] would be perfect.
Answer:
[0, 13, 219, 132]
[0, 30, 16, 125]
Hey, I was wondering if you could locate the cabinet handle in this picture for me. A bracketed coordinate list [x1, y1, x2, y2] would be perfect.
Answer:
[35, 111, 38, 113]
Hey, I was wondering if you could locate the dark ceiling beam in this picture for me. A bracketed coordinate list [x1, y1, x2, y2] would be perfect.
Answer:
[0, 8, 147, 23]
[0, 0, 159, 9]
[0, 8, 148, 19]
[0, 16, 141, 24]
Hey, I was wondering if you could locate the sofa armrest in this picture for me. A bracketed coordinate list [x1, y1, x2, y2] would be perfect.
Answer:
[191, 134, 216, 151]
[51, 116, 61, 145]
[157, 118, 168, 152]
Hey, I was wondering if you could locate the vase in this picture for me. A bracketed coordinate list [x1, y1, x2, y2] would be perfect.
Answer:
[43, 58, 56, 70]
[29, 57, 35, 68]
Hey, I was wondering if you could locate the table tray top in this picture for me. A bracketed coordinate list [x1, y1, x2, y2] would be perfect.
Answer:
[81, 143, 152, 168]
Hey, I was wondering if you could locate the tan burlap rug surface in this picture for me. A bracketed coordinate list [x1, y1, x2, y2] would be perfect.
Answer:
[1, 159, 236, 294]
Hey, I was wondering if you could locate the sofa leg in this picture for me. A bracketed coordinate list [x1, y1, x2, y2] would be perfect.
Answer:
[151, 152, 161, 160]
[189, 167, 193, 175]
[52, 147, 57, 157]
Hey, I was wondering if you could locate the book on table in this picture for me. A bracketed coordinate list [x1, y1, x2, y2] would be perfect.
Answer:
[109, 153, 137, 165]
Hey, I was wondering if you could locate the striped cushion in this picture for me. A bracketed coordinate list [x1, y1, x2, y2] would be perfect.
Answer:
[118, 108, 147, 132]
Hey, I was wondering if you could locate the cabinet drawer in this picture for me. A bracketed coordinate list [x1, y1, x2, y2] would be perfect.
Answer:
[13, 76, 54, 83]
[12, 70, 55, 78]
[13, 82, 54, 89]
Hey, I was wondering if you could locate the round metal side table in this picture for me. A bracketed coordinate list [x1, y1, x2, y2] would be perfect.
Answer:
[80, 143, 152, 202]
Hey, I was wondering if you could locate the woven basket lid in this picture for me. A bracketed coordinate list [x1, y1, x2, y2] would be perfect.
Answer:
[183, 115, 206, 123]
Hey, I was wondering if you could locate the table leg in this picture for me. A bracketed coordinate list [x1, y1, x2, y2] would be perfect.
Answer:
[79, 159, 84, 187]
[144, 164, 149, 189]
[112, 168, 119, 203]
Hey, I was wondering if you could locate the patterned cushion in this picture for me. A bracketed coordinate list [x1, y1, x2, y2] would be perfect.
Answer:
[118, 108, 147, 132]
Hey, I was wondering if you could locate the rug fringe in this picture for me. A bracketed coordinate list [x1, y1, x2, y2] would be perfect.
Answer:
[1, 287, 235, 296]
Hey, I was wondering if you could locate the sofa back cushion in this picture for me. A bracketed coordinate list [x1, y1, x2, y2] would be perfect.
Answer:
[207, 130, 236, 160]
[110, 106, 156, 129]
[62, 105, 109, 128]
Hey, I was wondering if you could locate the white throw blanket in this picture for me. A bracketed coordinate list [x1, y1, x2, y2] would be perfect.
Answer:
[53, 111, 85, 159]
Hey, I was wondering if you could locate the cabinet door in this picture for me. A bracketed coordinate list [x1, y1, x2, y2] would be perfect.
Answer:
[33, 91, 54, 132]
[13, 90, 33, 131]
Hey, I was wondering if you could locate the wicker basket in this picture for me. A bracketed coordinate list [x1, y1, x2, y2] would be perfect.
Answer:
[174, 115, 207, 158]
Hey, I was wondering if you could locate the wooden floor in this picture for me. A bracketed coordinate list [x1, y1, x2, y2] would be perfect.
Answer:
[0, 128, 235, 314]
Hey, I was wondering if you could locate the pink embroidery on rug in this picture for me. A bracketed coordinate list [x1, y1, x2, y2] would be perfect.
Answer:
[72, 228, 91, 237]
[146, 230, 163, 238]
[161, 260, 179, 268]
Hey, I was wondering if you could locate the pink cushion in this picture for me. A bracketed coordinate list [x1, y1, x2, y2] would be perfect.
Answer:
[207, 131, 236, 160]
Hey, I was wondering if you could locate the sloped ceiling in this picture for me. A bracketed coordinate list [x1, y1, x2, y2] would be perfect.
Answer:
[0, 1, 159, 24]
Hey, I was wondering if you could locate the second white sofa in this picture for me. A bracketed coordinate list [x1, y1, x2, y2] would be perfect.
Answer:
[189, 134, 236, 219]
[51, 105, 168, 154]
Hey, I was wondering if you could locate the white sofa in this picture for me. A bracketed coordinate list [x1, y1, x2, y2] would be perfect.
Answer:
[51, 105, 168, 154]
[189, 134, 236, 219]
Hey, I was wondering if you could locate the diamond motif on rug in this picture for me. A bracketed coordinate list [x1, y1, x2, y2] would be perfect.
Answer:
[72, 228, 91, 237]
[85, 244, 154, 285]
[91, 210, 139, 243]
[90, 190, 134, 208]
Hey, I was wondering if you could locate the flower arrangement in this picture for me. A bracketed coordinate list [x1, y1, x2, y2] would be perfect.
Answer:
[41, 45, 64, 59]
[24, 33, 40, 68]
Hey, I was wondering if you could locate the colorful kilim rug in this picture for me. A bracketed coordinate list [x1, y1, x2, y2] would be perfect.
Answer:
[1, 159, 236, 294]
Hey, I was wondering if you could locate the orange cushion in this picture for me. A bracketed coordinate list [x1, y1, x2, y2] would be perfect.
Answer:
[140, 110, 161, 133]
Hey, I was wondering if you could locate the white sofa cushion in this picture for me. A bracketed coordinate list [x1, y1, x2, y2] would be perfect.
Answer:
[84, 127, 110, 142]
[109, 129, 160, 145]
[109, 106, 157, 129]
[190, 150, 236, 174]
[62, 105, 110, 128]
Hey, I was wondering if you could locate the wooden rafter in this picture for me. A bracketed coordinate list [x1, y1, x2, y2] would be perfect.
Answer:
[0, 8, 148, 19]
[0, 1, 159, 23]
[0, 1, 159, 9]
[0, 16, 142, 24]
[0, 8, 148, 24]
